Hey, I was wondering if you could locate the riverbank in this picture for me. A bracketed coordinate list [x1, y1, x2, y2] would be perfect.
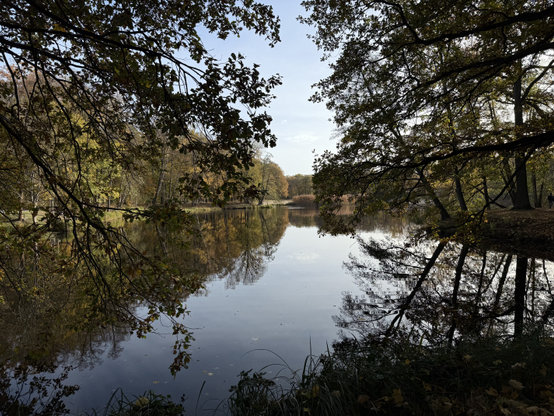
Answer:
[184, 199, 292, 211]
[470, 208, 554, 261]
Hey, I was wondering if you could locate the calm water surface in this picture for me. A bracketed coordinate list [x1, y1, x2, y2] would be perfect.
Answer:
[8, 207, 554, 414]
[63, 207, 406, 413]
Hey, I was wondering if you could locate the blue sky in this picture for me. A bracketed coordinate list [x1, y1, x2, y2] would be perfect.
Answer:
[202, 0, 337, 176]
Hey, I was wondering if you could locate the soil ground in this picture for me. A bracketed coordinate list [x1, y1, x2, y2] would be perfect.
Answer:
[470, 207, 554, 260]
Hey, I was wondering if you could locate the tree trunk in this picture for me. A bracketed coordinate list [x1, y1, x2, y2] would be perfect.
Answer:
[419, 169, 450, 220]
[386, 242, 447, 337]
[501, 158, 517, 205]
[483, 176, 490, 209]
[455, 174, 468, 211]
[447, 244, 469, 348]
[513, 75, 533, 210]
[532, 170, 541, 207]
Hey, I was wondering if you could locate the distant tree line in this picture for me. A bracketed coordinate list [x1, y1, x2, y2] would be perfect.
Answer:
[286, 174, 313, 198]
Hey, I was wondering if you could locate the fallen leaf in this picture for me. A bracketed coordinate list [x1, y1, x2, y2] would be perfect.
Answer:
[509, 380, 524, 390]
[485, 387, 499, 396]
[358, 394, 370, 404]
[392, 389, 404, 404]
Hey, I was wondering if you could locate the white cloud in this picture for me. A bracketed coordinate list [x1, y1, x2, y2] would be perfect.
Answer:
[283, 133, 319, 144]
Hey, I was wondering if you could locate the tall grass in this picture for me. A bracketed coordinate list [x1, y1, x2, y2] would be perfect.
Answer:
[83, 389, 184, 416]
[225, 333, 554, 415]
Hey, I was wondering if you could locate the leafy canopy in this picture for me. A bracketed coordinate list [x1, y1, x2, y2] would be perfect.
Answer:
[301, 0, 554, 232]
[0, 0, 281, 373]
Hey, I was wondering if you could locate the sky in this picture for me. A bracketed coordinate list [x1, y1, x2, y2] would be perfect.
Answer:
[202, 0, 338, 176]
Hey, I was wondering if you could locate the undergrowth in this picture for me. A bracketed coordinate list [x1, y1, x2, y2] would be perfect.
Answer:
[84, 389, 185, 416]
[224, 333, 554, 415]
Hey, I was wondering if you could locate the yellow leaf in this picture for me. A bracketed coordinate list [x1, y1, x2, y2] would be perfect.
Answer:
[332, 390, 341, 398]
[485, 387, 499, 397]
[509, 380, 524, 390]
[134, 397, 149, 407]
[423, 382, 432, 392]
[405, 359, 411, 365]
[392, 389, 404, 404]
[463, 354, 472, 362]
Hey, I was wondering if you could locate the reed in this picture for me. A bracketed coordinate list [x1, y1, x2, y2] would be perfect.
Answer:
[292, 194, 316, 205]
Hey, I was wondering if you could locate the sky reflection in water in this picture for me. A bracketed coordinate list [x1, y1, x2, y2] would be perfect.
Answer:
[64, 207, 398, 413]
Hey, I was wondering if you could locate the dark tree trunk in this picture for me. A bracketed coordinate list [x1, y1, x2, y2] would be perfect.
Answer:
[501, 158, 517, 206]
[455, 173, 468, 211]
[483, 176, 490, 209]
[492, 255, 512, 314]
[532, 170, 541, 207]
[514, 156, 533, 209]
[513, 76, 533, 210]
[386, 241, 447, 337]
[419, 169, 450, 220]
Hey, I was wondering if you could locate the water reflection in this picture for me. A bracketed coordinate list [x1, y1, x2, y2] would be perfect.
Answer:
[8, 206, 536, 414]
[337, 236, 554, 348]
[0, 207, 290, 413]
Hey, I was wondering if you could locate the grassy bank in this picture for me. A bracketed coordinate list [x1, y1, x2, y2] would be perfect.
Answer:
[224, 333, 554, 416]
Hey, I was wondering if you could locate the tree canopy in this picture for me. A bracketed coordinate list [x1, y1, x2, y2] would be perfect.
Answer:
[302, 0, 554, 233]
[0, 0, 281, 372]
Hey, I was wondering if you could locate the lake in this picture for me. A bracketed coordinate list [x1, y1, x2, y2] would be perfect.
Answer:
[4, 206, 554, 414]
[0, 207, 403, 414]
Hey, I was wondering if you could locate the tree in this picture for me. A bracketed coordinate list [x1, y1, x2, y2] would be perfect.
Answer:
[286, 174, 313, 197]
[301, 0, 554, 233]
[254, 155, 288, 204]
[0, 0, 281, 373]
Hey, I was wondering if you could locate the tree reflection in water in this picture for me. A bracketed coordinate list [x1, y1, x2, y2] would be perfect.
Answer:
[337, 236, 554, 347]
[0, 207, 290, 414]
